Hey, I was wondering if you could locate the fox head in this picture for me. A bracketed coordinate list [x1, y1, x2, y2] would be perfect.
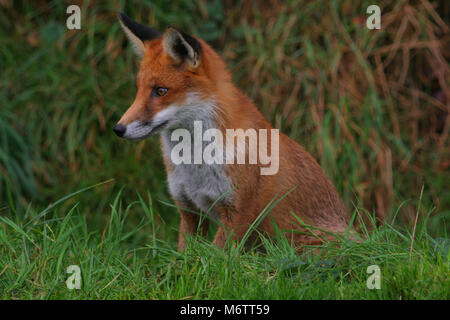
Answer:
[114, 13, 230, 140]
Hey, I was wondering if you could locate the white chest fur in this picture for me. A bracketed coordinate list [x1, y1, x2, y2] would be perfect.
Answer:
[159, 94, 233, 215]
[163, 155, 233, 214]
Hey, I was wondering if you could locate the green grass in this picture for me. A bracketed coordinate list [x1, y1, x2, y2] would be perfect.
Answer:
[0, 185, 448, 299]
[0, 0, 449, 299]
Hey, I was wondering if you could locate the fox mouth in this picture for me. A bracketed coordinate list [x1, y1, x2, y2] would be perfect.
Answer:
[133, 120, 169, 139]
[149, 120, 169, 134]
[115, 120, 170, 141]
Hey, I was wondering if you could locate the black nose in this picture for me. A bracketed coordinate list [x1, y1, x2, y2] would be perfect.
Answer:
[113, 124, 126, 137]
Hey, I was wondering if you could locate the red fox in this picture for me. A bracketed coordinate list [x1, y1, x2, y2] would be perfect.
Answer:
[114, 13, 352, 252]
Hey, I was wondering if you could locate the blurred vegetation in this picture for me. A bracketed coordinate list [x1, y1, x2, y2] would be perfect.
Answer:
[0, 0, 449, 236]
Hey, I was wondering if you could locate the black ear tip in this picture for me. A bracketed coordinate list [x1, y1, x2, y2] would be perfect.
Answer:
[118, 13, 161, 42]
[118, 12, 128, 22]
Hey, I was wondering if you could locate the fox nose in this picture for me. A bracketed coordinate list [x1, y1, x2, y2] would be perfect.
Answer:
[113, 124, 126, 137]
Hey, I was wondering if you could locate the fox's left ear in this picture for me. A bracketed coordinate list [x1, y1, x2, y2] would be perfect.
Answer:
[163, 27, 201, 68]
[118, 13, 160, 58]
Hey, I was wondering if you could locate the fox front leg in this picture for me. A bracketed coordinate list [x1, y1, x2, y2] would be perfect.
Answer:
[176, 201, 209, 251]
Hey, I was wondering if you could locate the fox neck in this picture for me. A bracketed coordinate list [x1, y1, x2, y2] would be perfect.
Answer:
[160, 92, 219, 160]
[159, 82, 273, 162]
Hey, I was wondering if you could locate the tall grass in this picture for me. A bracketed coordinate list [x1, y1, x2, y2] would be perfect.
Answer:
[0, 106, 37, 206]
[0, 186, 448, 299]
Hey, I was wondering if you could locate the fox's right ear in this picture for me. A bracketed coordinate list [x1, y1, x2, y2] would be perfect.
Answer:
[118, 13, 160, 58]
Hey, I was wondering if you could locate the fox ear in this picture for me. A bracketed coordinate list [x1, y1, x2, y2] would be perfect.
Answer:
[118, 13, 160, 58]
[163, 27, 201, 68]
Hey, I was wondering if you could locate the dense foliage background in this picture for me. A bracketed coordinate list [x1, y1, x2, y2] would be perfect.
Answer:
[0, 0, 449, 236]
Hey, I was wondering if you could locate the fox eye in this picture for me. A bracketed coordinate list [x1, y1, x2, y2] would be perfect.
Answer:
[152, 87, 168, 97]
